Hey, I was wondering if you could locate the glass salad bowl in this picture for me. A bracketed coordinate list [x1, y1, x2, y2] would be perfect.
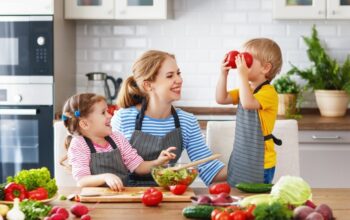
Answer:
[151, 163, 198, 188]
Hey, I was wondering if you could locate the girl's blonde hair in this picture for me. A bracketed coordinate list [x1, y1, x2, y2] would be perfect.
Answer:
[60, 93, 105, 167]
[117, 50, 175, 108]
[243, 38, 283, 81]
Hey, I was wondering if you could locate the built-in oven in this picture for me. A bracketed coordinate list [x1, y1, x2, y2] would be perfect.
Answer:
[0, 14, 54, 181]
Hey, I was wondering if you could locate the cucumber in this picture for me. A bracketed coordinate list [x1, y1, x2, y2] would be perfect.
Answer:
[235, 182, 274, 193]
[182, 205, 216, 219]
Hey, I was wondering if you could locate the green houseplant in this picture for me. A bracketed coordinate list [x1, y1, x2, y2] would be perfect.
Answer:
[273, 75, 301, 118]
[287, 25, 350, 117]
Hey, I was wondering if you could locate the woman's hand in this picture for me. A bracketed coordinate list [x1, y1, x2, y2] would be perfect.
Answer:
[156, 146, 177, 165]
[103, 173, 124, 191]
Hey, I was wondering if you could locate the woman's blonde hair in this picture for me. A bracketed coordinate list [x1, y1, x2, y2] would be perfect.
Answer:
[60, 93, 105, 167]
[243, 38, 282, 81]
[117, 50, 175, 108]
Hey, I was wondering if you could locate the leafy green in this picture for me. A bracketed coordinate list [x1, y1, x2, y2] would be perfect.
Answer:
[239, 194, 276, 208]
[253, 202, 293, 220]
[7, 167, 58, 198]
[151, 166, 197, 187]
[270, 176, 312, 206]
[288, 25, 350, 94]
[20, 200, 52, 220]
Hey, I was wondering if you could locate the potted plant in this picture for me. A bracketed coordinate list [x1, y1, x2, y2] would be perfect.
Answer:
[288, 25, 350, 117]
[273, 74, 301, 118]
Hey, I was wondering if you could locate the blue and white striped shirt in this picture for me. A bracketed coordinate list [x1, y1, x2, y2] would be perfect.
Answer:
[111, 106, 225, 186]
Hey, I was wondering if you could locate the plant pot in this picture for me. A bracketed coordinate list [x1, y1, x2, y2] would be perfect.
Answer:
[278, 93, 297, 116]
[315, 90, 350, 117]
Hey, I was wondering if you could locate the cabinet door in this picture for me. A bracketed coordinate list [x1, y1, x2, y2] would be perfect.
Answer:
[114, 0, 169, 19]
[273, 0, 326, 19]
[327, 0, 350, 19]
[65, 0, 114, 19]
[299, 131, 350, 188]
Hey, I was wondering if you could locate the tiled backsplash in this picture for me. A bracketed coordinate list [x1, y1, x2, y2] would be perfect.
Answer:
[76, 0, 350, 107]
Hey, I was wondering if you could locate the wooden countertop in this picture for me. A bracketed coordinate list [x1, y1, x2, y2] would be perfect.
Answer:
[179, 107, 350, 131]
[52, 187, 350, 220]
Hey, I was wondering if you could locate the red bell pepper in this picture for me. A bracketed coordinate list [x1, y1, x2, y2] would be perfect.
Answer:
[4, 182, 27, 201]
[27, 187, 49, 200]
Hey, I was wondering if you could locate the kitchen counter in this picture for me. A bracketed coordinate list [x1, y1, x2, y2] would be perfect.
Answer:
[179, 107, 350, 131]
[52, 187, 350, 220]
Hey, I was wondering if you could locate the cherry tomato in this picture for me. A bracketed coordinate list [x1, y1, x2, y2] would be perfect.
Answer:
[215, 211, 230, 220]
[141, 188, 163, 206]
[229, 210, 247, 220]
[209, 182, 231, 195]
[211, 209, 222, 220]
[169, 184, 187, 195]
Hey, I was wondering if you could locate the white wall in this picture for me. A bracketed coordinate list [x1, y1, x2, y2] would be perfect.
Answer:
[75, 0, 350, 107]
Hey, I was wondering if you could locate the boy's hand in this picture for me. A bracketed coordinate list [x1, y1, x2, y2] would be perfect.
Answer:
[156, 146, 177, 165]
[235, 54, 250, 77]
[103, 173, 124, 191]
[221, 54, 231, 75]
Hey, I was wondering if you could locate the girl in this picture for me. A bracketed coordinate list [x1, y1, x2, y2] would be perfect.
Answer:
[111, 50, 227, 186]
[61, 93, 175, 191]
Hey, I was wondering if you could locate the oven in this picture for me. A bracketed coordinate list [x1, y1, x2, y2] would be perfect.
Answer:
[0, 15, 54, 181]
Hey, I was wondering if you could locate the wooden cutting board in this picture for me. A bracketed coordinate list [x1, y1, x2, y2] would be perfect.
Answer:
[79, 187, 195, 203]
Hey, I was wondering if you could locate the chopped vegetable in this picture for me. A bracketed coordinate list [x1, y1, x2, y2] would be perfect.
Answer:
[27, 187, 48, 200]
[6, 167, 58, 198]
[270, 176, 312, 206]
[19, 200, 52, 220]
[253, 202, 293, 220]
[151, 166, 197, 187]
[4, 183, 27, 201]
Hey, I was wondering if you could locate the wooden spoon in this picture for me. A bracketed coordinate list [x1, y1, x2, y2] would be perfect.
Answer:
[169, 154, 221, 171]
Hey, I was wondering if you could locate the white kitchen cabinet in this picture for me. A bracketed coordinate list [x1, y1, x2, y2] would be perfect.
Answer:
[299, 130, 350, 188]
[65, 0, 114, 19]
[273, 0, 350, 19]
[114, 0, 171, 19]
[0, 0, 54, 15]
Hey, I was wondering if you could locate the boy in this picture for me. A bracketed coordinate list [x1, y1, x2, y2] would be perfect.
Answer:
[216, 38, 282, 185]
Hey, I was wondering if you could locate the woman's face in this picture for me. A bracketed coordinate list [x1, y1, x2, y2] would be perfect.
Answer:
[148, 56, 183, 103]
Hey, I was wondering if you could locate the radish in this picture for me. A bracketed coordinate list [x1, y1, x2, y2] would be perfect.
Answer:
[49, 206, 60, 216]
[81, 214, 91, 220]
[70, 204, 89, 217]
[56, 208, 69, 219]
[50, 214, 66, 220]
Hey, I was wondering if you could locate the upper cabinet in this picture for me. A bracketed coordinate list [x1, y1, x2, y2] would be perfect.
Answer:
[65, 0, 114, 19]
[65, 0, 171, 20]
[0, 0, 54, 15]
[273, 0, 350, 19]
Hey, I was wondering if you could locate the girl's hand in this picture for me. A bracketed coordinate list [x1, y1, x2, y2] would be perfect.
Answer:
[156, 146, 177, 165]
[103, 173, 124, 191]
[221, 54, 231, 76]
[235, 54, 250, 77]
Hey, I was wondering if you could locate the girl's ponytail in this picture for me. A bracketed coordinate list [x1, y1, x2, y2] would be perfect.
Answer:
[116, 76, 145, 108]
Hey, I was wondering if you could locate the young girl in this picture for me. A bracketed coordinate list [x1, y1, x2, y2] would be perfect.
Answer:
[61, 93, 175, 191]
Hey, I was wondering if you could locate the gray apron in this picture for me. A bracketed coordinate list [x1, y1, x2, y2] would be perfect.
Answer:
[227, 81, 282, 186]
[128, 99, 183, 186]
[84, 136, 129, 185]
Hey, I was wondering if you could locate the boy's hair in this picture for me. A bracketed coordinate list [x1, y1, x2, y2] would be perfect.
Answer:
[59, 93, 105, 167]
[243, 38, 282, 81]
[117, 50, 175, 108]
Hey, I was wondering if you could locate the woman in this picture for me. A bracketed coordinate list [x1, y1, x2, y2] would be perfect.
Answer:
[111, 50, 227, 186]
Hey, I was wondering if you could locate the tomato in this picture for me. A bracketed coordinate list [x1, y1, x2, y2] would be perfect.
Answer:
[209, 182, 231, 195]
[142, 188, 163, 206]
[211, 209, 222, 220]
[224, 205, 240, 213]
[229, 210, 246, 220]
[226, 50, 240, 68]
[244, 205, 255, 220]
[107, 105, 118, 116]
[215, 211, 230, 220]
[169, 184, 187, 195]
[225, 50, 253, 69]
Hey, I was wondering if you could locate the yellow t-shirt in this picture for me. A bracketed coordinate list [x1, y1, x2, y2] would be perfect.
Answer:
[229, 85, 278, 169]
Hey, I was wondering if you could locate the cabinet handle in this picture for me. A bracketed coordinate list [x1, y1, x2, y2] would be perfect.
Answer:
[311, 135, 341, 140]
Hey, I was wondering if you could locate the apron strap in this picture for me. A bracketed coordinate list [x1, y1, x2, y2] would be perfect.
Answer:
[105, 136, 118, 149]
[264, 134, 283, 146]
[83, 136, 97, 153]
[135, 99, 181, 130]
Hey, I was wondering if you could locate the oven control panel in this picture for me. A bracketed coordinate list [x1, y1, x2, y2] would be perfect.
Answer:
[0, 84, 52, 105]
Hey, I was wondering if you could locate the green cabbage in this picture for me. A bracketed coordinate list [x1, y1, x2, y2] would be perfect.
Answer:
[270, 176, 312, 206]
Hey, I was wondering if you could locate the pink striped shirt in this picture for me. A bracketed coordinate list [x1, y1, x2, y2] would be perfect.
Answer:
[67, 131, 144, 181]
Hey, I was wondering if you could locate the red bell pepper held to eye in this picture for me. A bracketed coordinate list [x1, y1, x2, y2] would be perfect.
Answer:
[4, 182, 27, 201]
[27, 187, 49, 200]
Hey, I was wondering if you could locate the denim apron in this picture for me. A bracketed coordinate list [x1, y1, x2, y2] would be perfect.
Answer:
[83, 136, 129, 185]
[128, 100, 183, 186]
[227, 81, 282, 186]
